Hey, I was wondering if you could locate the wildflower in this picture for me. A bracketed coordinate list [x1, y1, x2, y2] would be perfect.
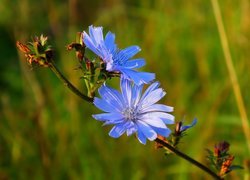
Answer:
[169, 118, 197, 147]
[92, 78, 174, 144]
[82, 25, 155, 85]
[175, 118, 197, 135]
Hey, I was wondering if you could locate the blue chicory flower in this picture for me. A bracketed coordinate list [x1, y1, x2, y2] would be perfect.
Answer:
[82, 25, 155, 85]
[179, 118, 197, 132]
[92, 78, 174, 144]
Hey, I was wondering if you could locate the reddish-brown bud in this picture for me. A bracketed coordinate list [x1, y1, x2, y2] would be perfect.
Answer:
[16, 41, 30, 53]
[214, 141, 230, 157]
[155, 135, 167, 149]
[16, 35, 52, 68]
[219, 155, 234, 177]
[175, 121, 182, 135]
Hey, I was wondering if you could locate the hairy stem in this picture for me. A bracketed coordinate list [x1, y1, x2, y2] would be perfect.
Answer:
[48, 61, 94, 103]
[155, 138, 223, 180]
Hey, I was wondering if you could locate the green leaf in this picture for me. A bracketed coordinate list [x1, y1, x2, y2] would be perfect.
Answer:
[229, 165, 244, 171]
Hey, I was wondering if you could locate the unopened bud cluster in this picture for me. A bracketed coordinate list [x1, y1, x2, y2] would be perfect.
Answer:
[16, 35, 52, 67]
[207, 141, 243, 178]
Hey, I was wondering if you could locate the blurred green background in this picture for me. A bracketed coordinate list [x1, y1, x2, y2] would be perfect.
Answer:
[0, 0, 250, 179]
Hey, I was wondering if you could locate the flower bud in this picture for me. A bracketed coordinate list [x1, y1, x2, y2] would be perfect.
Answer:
[16, 35, 53, 67]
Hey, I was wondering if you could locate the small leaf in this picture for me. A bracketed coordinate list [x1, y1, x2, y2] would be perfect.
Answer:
[229, 165, 244, 171]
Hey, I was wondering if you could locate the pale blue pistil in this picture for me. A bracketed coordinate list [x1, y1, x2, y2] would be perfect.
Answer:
[123, 107, 138, 121]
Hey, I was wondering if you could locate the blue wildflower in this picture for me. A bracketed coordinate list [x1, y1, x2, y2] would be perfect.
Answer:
[82, 25, 155, 85]
[92, 78, 174, 144]
[179, 118, 197, 132]
[171, 118, 197, 147]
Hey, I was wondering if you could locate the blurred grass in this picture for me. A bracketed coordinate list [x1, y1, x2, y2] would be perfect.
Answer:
[0, 0, 250, 179]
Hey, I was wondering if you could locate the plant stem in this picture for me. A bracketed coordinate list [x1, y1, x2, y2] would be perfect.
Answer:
[47, 56, 221, 179]
[48, 61, 94, 103]
[155, 138, 223, 180]
[48, 61, 220, 178]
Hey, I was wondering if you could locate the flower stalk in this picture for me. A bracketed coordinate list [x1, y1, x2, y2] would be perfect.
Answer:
[48, 61, 94, 103]
[47, 65, 228, 179]
[40, 67, 223, 179]
[36, 45, 222, 180]
[155, 138, 223, 180]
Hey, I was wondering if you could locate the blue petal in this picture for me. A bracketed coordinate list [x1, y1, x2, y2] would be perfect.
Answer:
[136, 120, 157, 141]
[83, 32, 101, 56]
[140, 82, 160, 101]
[126, 127, 137, 136]
[89, 25, 104, 45]
[94, 97, 121, 113]
[98, 84, 124, 110]
[101, 84, 124, 101]
[162, 118, 175, 124]
[133, 72, 155, 85]
[141, 104, 173, 113]
[117, 46, 141, 63]
[121, 78, 132, 106]
[180, 118, 198, 132]
[140, 112, 175, 124]
[92, 113, 124, 122]
[140, 88, 166, 108]
[137, 129, 147, 144]
[83, 26, 115, 65]
[102, 119, 124, 126]
[126, 122, 137, 136]
[131, 83, 143, 106]
[151, 126, 172, 137]
[120, 69, 155, 85]
[123, 58, 146, 69]
[104, 32, 116, 53]
[141, 118, 167, 128]
[100, 46, 113, 63]
[109, 124, 126, 138]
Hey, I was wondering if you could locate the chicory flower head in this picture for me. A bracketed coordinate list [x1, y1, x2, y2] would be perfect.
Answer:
[92, 78, 174, 144]
[82, 25, 155, 85]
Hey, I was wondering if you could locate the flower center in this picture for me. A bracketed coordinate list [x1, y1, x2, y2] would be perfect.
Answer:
[123, 107, 138, 121]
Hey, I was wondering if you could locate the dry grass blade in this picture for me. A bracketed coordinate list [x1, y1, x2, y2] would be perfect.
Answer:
[211, 0, 250, 153]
